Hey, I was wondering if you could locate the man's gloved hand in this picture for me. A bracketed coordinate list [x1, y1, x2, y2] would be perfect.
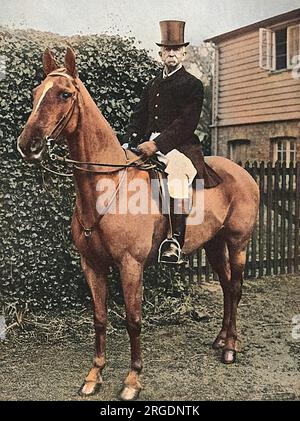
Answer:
[137, 140, 158, 157]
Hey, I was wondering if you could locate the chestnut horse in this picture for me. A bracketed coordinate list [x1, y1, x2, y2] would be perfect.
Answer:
[17, 48, 259, 400]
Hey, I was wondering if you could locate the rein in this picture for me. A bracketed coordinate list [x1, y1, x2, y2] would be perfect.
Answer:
[43, 141, 155, 176]
[41, 70, 154, 176]
[45, 144, 150, 173]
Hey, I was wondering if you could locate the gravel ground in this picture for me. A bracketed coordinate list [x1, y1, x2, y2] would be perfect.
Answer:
[0, 274, 299, 401]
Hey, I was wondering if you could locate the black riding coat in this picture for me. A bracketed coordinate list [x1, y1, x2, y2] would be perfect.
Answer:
[123, 66, 222, 188]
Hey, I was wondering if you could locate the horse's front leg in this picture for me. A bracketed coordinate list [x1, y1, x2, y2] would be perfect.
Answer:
[78, 257, 109, 396]
[119, 256, 143, 401]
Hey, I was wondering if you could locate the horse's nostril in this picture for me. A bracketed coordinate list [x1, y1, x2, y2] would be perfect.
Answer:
[29, 138, 44, 154]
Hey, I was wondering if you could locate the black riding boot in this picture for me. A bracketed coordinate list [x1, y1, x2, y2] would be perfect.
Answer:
[160, 212, 187, 264]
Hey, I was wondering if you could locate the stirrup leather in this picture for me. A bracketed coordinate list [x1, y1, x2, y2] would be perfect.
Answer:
[158, 237, 185, 264]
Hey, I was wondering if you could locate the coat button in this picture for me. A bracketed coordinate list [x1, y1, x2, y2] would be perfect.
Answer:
[155, 104, 158, 108]
[155, 116, 158, 119]
[156, 93, 160, 97]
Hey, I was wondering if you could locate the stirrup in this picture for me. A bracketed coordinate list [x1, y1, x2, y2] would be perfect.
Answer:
[158, 237, 186, 265]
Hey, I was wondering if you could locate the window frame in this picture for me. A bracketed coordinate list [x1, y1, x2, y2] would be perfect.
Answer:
[259, 23, 300, 71]
[259, 28, 275, 71]
[271, 137, 297, 165]
[287, 24, 300, 69]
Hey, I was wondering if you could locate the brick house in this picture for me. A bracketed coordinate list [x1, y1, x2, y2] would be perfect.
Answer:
[204, 8, 300, 164]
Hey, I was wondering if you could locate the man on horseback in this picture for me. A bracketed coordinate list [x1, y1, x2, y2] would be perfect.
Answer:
[121, 20, 222, 263]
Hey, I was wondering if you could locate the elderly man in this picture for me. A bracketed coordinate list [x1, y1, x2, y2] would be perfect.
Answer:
[121, 20, 222, 263]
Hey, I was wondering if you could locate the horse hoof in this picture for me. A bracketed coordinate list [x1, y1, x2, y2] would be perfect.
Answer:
[221, 349, 236, 364]
[212, 337, 226, 349]
[78, 381, 102, 396]
[120, 385, 141, 401]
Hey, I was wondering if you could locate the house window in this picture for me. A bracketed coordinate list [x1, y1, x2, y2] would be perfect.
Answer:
[228, 140, 250, 163]
[272, 137, 297, 165]
[259, 24, 300, 71]
[275, 28, 287, 70]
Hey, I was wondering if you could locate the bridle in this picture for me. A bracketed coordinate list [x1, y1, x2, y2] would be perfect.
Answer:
[45, 71, 79, 143]
[41, 69, 151, 177]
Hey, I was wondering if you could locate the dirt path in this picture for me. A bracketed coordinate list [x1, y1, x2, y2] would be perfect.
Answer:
[0, 275, 299, 401]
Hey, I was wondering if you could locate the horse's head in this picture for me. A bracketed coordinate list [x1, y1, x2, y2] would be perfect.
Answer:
[17, 47, 79, 162]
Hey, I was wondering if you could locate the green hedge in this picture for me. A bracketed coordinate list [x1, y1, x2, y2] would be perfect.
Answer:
[0, 29, 166, 310]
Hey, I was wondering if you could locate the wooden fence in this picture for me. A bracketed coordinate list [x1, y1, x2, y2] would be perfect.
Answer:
[183, 161, 300, 281]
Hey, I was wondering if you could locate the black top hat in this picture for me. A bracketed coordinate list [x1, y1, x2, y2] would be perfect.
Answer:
[156, 20, 189, 47]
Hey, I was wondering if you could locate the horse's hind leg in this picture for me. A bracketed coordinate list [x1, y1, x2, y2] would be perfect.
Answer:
[204, 236, 231, 349]
[222, 245, 247, 364]
[119, 256, 143, 401]
[79, 257, 109, 396]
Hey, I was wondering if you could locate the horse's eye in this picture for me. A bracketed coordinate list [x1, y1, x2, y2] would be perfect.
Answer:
[60, 92, 72, 100]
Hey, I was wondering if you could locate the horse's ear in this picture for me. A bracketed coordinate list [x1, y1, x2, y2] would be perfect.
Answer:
[64, 47, 77, 77]
[43, 48, 59, 75]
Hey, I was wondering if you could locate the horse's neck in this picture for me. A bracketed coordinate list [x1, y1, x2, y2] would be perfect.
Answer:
[66, 79, 125, 220]
[67, 79, 125, 165]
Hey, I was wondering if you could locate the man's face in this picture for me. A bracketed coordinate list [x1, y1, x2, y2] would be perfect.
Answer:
[159, 46, 186, 70]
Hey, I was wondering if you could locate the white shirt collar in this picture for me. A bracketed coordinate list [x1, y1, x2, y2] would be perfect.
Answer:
[162, 64, 183, 79]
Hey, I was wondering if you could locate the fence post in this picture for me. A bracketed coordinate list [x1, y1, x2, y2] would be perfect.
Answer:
[273, 161, 279, 275]
[250, 161, 258, 278]
[287, 162, 294, 273]
[258, 162, 265, 277]
[280, 162, 287, 274]
[266, 162, 272, 275]
[244, 161, 250, 278]
[295, 161, 300, 273]
[197, 248, 202, 284]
